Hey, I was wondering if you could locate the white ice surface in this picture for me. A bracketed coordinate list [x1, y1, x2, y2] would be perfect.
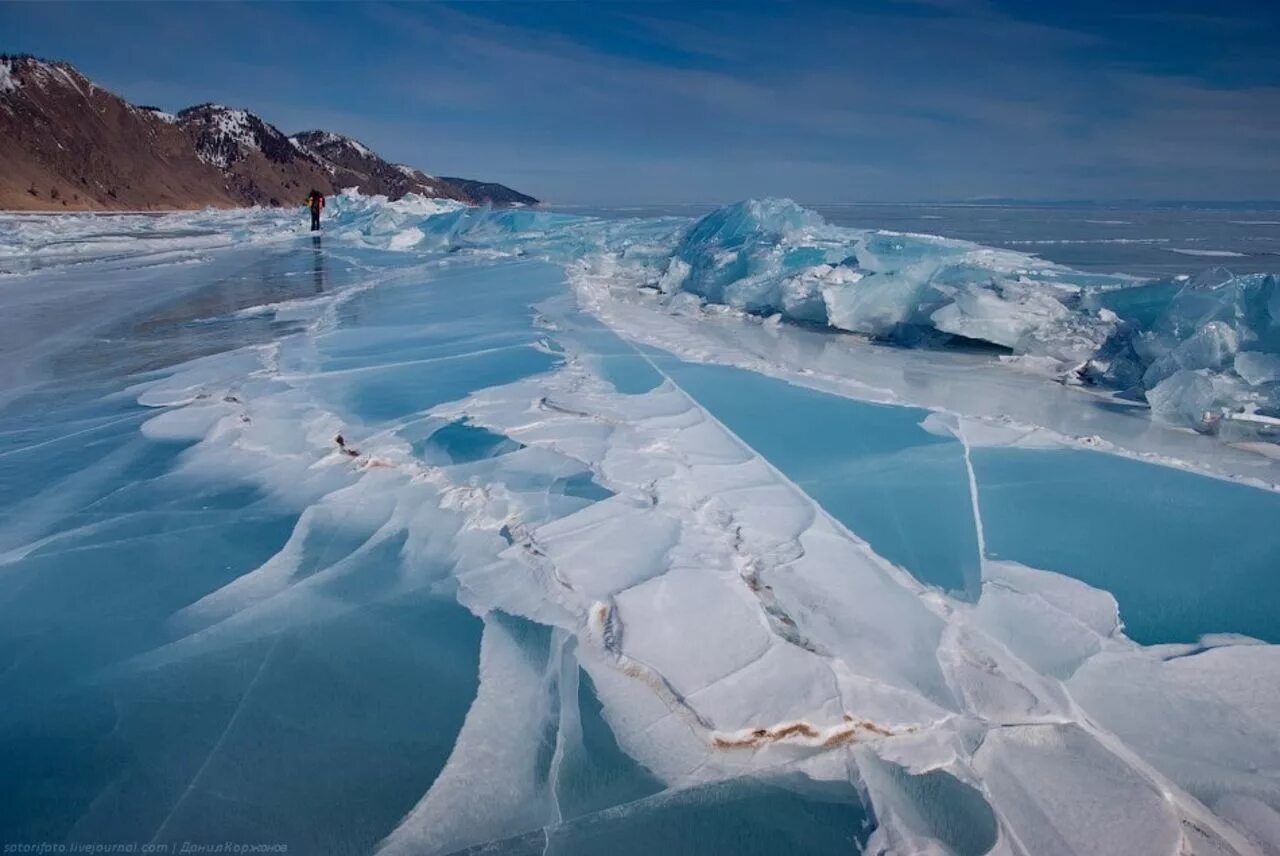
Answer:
[378, 616, 557, 855]
[0, 59, 17, 93]
[973, 724, 1183, 856]
[418, 338, 1271, 854]
[1170, 248, 1249, 258]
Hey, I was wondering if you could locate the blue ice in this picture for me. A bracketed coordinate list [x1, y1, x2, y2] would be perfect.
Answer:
[650, 358, 981, 595]
[3, 196, 1280, 854]
[974, 448, 1280, 645]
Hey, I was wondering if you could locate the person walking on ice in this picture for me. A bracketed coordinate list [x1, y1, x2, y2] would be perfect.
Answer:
[305, 189, 326, 231]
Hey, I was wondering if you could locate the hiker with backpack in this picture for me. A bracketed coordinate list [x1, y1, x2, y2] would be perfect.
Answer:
[304, 189, 325, 231]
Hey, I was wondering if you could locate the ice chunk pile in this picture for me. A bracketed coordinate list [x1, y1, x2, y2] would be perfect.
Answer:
[653, 199, 1123, 366]
[640, 200, 1280, 436]
[13, 189, 1263, 441]
[323, 190, 594, 257]
[1090, 267, 1280, 432]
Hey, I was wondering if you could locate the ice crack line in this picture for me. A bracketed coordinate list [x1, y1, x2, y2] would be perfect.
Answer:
[530, 361, 912, 752]
[953, 418, 989, 569]
[148, 633, 283, 845]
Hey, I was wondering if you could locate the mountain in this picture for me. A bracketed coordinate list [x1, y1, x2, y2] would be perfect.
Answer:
[0, 57, 238, 209]
[438, 177, 538, 207]
[0, 55, 537, 211]
[289, 130, 469, 202]
[174, 103, 339, 208]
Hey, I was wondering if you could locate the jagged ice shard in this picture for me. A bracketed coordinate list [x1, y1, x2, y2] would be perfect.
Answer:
[2, 194, 1280, 855]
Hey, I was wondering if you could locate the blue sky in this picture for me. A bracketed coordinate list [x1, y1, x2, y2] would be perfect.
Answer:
[3, 0, 1278, 203]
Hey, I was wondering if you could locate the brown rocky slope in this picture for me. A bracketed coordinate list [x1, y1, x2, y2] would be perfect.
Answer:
[0, 55, 537, 211]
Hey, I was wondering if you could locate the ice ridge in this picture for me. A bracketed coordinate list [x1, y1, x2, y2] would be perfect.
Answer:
[314, 193, 1280, 438]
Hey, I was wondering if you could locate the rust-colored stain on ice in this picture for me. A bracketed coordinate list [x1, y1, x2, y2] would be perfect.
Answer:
[712, 718, 898, 750]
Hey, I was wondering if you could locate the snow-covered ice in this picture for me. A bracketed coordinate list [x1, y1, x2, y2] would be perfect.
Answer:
[2, 195, 1279, 854]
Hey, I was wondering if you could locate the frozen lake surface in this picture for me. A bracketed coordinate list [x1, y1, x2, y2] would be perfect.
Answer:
[2, 196, 1279, 855]
[555, 201, 1280, 278]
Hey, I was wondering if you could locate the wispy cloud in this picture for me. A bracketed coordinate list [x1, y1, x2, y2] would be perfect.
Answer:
[3, 0, 1277, 202]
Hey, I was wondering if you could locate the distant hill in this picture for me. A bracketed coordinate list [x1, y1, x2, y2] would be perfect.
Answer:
[0, 54, 537, 211]
[438, 177, 538, 207]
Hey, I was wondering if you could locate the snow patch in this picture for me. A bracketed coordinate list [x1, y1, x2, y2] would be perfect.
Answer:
[395, 163, 436, 181]
[141, 107, 176, 123]
[185, 106, 263, 168]
[1169, 248, 1247, 258]
[0, 59, 17, 94]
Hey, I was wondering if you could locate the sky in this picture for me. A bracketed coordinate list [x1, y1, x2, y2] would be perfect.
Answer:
[3, 0, 1279, 204]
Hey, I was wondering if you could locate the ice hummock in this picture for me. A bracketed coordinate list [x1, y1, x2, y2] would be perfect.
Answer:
[655, 198, 1122, 363]
[2, 193, 1280, 854]
[644, 199, 1280, 437]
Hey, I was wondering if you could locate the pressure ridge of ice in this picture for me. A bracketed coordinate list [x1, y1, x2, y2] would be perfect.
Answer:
[80, 191, 1270, 437]
[5, 192, 1275, 441]
[641, 198, 1278, 436]
[3, 194, 1280, 855]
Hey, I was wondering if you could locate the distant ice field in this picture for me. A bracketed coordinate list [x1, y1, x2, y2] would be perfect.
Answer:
[2, 194, 1279, 855]
[553, 201, 1280, 277]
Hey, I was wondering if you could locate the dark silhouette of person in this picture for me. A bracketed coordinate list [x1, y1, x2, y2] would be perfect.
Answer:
[305, 189, 326, 231]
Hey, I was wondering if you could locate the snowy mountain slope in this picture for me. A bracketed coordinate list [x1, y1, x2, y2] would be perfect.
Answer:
[289, 130, 538, 205]
[179, 104, 300, 170]
[289, 129, 469, 202]
[0, 54, 537, 210]
[174, 104, 338, 207]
